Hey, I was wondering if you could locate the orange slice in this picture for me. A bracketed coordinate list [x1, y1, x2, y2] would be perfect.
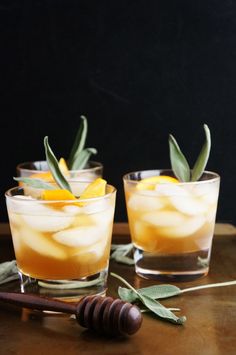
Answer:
[58, 157, 69, 176]
[42, 189, 76, 201]
[137, 175, 179, 190]
[30, 157, 69, 181]
[79, 178, 107, 199]
[42, 188, 77, 209]
[29, 171, 53, 181]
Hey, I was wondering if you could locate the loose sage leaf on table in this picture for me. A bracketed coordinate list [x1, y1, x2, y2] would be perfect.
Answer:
[110, 243, 134, 265]
[44, 136, 72, 192]
[118, 284, 181, 303]
[191, 124, 211, 181]
[111, 272, 186, 325]
[0, 260, 19, 285]
[14, 177, 56, 190]
[139, 294, 186, 325]
[169, 134, 191, 182]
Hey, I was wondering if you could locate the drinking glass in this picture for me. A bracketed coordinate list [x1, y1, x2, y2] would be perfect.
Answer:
[5, 182, 116, 301]
[123, 170, 220, 281]
[16, 160, 103, 181]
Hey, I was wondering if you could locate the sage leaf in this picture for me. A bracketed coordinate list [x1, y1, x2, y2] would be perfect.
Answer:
[111, 272, 186, 325]
[111, 243, 133, 254]
[0, 260, 19, 285]
[14, 177, 56, 190]
[110, 243, 134, 265]
[118, 286, 137, 303]
[68, 115, 88, 168]
[44, 136, 72, 192]
[169, 134, 190, 182]
[70, 148, 97, 170]
[139, 284, 181, 299]
[118, 284, 181, 303]
[191, 124, 211, 181]
[140, 294, 186, 325]
[113, 255, 134, 265]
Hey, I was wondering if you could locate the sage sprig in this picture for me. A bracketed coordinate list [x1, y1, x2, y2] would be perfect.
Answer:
[110, 243, 134, 265]
[111, 272, 236, 326]
[169, 134, 191, 182]
[13, 177, 56, 190]
[118, 284, 181, 303]
[111, 272, 186, 325]
[191, 124, 211, 181]
[44, 136, 72, 192]
[169, 124, 211, 182]
[70, 148, 97, 171]
[67, 116, 97, 170]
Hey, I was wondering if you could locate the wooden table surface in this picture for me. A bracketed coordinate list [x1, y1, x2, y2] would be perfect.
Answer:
[0, 223, 236, 355]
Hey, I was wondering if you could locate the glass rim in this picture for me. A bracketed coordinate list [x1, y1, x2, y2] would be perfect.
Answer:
[123, 169, 220, 186]
[5, 184, 116, 204]
[16, 160, 103, 174]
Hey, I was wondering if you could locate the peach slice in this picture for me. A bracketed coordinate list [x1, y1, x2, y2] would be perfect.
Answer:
[136, 175, 179, 190]
[29, 157, 69, 181]
[79, 178, 107, 199]
[42, 189, 76, 201]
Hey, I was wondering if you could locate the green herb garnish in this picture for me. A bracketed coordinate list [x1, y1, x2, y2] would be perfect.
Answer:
[44, 136, 72, 192]
[111, 273, 236, 325]
[169, 124, 211, 182]
[13, 177, 56, 190]
[68, 115, 97, 170]
[111, 273, 186, 325]
[110, 243, 134, 265]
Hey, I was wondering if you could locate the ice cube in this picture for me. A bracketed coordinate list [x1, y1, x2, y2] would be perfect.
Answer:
[21, 206, 75, 232]
[198, 184, 219, 205]
[53, 225, 103, 247]
[142, 211, 185, 227]
[128, 193, 164, 212]
[82, 199, 110, 214]
[79, 238, 108, 260]
[133, 221, 157, 251]
[20, 227, 67, 259]
[155, 184, 189, 197]
[6, 196, 37, 214]
[90, 207, 114, 227]
[160, 215, 206, 238]
[169, 194, 208, 215]
[62, 205, 82, 216]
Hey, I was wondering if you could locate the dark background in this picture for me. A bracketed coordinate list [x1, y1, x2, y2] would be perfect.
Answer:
[1, 1, 236, 223]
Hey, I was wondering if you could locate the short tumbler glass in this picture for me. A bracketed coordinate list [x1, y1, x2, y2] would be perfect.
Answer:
[123, 170, 220, 281]
[5, 182, 116, 301]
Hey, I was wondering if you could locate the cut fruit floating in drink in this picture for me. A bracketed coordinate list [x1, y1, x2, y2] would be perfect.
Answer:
[79, 178, 107, 199]
[42, 189, 76, 201]
[136, 175, 179, 190]
[29, 158, 69, 181]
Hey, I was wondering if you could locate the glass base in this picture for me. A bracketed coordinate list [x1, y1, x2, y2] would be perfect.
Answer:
[134, 247, 210, 282]
[18, 268, 108, 302]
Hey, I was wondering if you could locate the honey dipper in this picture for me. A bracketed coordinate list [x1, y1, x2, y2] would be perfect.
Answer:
[0, 292, 142, 336]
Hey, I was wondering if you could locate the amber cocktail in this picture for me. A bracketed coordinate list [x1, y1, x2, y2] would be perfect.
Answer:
[6, 181, 116, 300]
[124, 170, 220, 281]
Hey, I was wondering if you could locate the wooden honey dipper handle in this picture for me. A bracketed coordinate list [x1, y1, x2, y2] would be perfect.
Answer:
[0, 292, 142, 336]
